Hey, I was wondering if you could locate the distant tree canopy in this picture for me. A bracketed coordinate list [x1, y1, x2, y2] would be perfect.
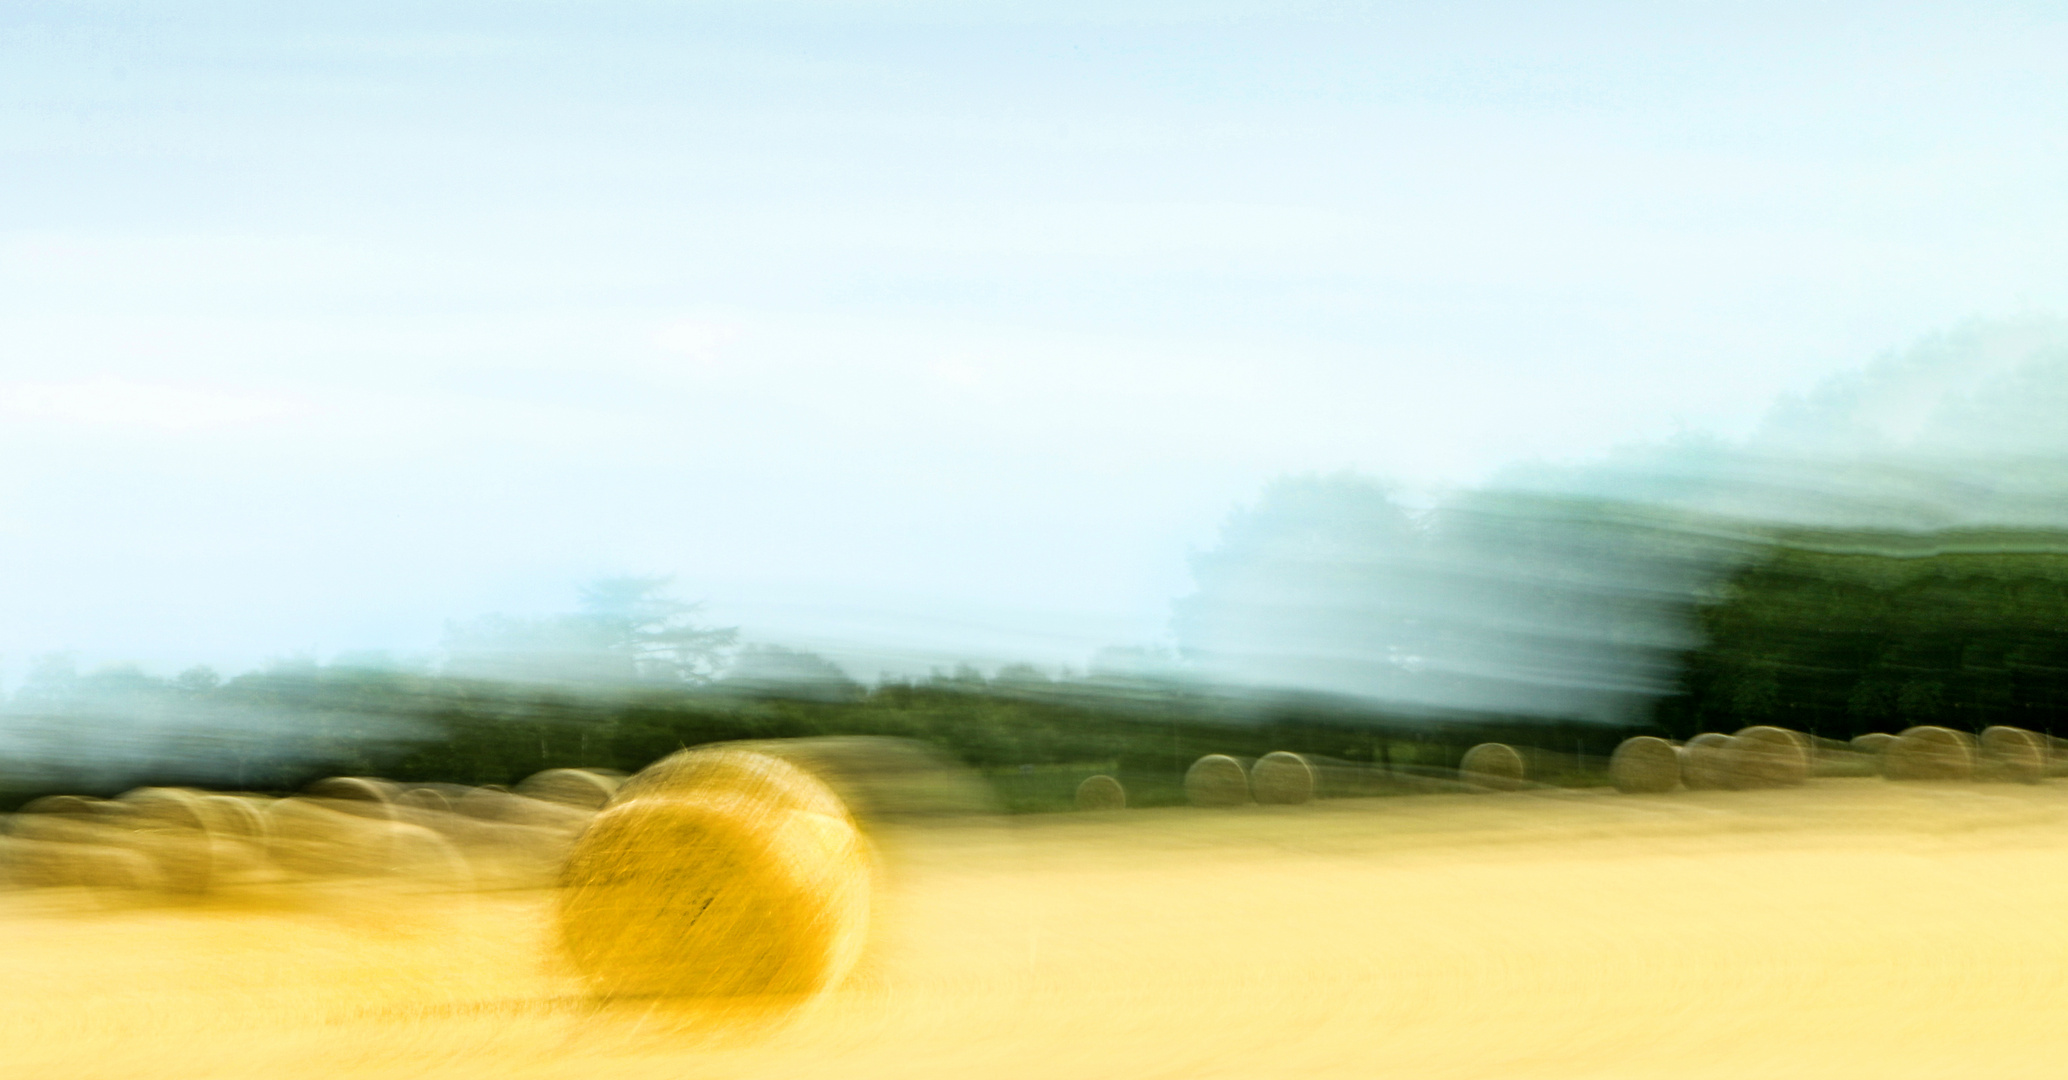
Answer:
[1660, 529, 2068, 740]
[442, 575, 738, 686]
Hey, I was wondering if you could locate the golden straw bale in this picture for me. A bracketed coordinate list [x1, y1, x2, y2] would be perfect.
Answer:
[1808, 736, 1874, 778]
[1073, 774, 1127, 811]
[197, 795, 269, 842]
[396, 787, 455, 815]
[1850, 733, 1899, 775]
[1978, 726, 2046, 784]
[1251, 752, 1318, 805]
[116, 788, 228, 894]
[264, 797, 466, 883]
[1730, 727, 1810, 788]
[1682, 733, 1737, 791]
[557, 749, 870, 1007]
[1184, 755, 1252, 807]
[304, 777, 400, 820]
[455, 787, 596, 834]
[0, 836, 162, 890]
[19, 795, 107, 817]
[516, 768, 622, 811]
[1458, 743, 1527, 792]
[1609, 736, 1681, 794]
[1884, 726, 1976, 781]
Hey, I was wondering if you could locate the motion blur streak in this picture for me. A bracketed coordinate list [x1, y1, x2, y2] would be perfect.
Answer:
[5, 780, 2068, 1077]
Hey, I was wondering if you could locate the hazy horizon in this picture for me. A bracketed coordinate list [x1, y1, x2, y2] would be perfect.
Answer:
[7, 2, 2068, 687]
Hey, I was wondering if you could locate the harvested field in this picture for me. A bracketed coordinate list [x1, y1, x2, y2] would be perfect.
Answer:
[7, 780, 2068, 1077]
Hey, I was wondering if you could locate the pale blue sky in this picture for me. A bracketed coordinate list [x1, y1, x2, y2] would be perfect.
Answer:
[3, 1, 2066, 680]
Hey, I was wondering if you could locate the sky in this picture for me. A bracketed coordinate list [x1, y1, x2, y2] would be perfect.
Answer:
[3, 1, 2067, 682]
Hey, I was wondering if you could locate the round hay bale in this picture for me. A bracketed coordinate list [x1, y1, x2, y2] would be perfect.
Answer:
[1251, 752, 1318, 805]
[455, 787, 592, 832]
[1458, 743, 1527, 792]
[264, 797, 466, 883]
[117, 788, 231, 894]
[1978, 726, 2046, 784]
[1885, 725, 1976, 781]
[1730, 727, 1810, 788]
[1850, 732, 1899, 775]
[517, 768, 622, 810]
[0, 836, 162, 891]
[19, 795, 107, 818]
[1682, 733, 1737, 791]
[304, 777, 399, 820]
[1073, 774, 1127, 811]
[1609, 736, 1681, 794]
[1183, 755, 1251, 807]
[396, 787, 454, 816]
[557, 749, 870, 1006]
[197, 795, 269, 842]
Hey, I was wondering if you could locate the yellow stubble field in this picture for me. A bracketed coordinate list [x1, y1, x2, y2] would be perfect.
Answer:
[7, 778, 2068, 1079]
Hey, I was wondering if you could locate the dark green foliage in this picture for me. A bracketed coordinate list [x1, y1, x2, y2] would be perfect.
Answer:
[1661, 529, 2068, 741]
[0, 657, 1634, 811]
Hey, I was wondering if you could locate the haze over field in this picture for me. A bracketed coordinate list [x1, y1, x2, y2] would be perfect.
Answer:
[6, 1, 2068, 688]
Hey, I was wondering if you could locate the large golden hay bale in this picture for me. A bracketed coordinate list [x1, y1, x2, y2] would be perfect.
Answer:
[1073, 774, 1127, 811]
[1978, 726, 2046, 784]
[1884, 726, 1976, 781]
[1458, 743, 1527, 792]
[1730, 727, 1810, 788]
[1609, 736, 1681, 794]
[1682, 733, 1737, 791]
[1184, 755, 1251, 807]
[557, 748, 870, 1006]
[1251, 752, 1317, 805]
[517, 768, 622, 810]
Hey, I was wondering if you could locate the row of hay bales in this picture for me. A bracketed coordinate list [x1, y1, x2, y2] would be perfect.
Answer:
[1072, 751, 1415, 811]
[1603, 725, 2068, 794]
[0, 767, 622, 896]
[1080, 725, 2068, 810]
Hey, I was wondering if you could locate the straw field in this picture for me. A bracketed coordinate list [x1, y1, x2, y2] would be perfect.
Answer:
[10, 779, 2068, 1078]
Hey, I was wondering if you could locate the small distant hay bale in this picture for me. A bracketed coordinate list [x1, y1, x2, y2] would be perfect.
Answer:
[397, 787, 455, 816]
[1609, 736, 1681, 794]
[1184, 755, 1251, 807]
[1978, 726, 2046, 784]
[304, 777, 400, 820]
[1850, 733, 1899, 775]
[1884, 726, 1976, 781]
[19, 795, 107, 818]
[264, 797, 467, 883]
[1459, 743, 1527, 792]
[0, 836, 162, 891]
[456, 787, 593, 833]
[1073, 774, 1127, 811]
[197, 795, 269, 842]
[1251, 752, 1318, 805]
[1681, 733, 1737, 791]
[118, 787, 234, 894]
[1808, 736, 1874, 778]
[517, 768, 623, 811]
[557, 748, 871, 1007]
[1730, 727, 1810, 788]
